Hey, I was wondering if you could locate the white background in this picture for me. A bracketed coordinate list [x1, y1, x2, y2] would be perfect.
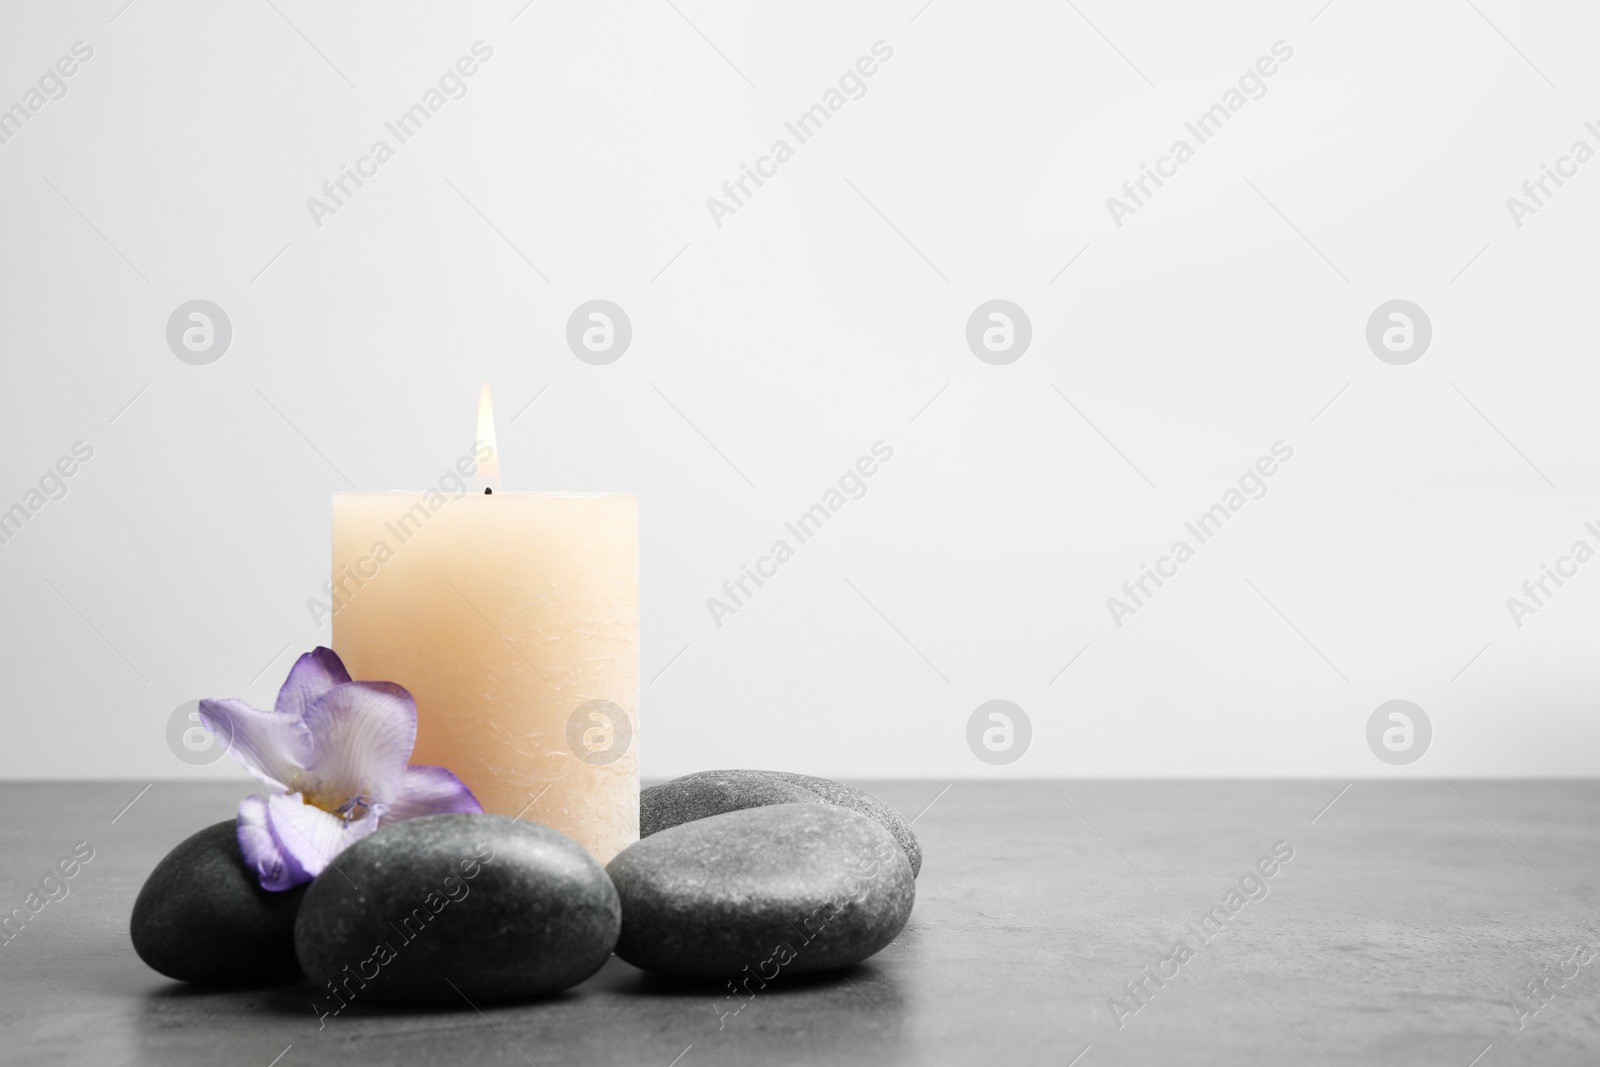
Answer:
[2, 0, 1598, 781]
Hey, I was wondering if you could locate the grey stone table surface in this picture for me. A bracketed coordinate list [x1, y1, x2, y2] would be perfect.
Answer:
[2, 780, 1597, 1066]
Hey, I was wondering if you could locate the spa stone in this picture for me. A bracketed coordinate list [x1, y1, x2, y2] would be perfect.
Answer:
[608, 804, 915, 978]
[294, 813, 620, 1005]
[129, 820, 306, 985]
[642, 769, 922, 876]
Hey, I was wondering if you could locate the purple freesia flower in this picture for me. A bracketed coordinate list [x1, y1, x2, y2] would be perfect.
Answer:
[199, 647, 480, 891]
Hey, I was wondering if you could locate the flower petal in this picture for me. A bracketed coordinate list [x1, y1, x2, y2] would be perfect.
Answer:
[384, 765, 483, 822]
[300, 681, 418, 808]
[199, 698, 312, 794]
[237, 794, 311, 891]
[275, 647, 351, 720]
[266, 792, 378, 881]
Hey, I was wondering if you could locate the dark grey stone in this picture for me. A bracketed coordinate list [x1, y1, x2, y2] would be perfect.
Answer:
[639, 772, 823, 838]
[608, 804, 915, 978]
[129, 820, 306, 985]
[760, 772, 922, 878]
[642, 769, 922, 876]
[294, 814, 620, 1006]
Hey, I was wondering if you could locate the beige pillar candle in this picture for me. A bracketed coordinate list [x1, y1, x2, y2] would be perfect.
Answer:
[330, 401, 638, 862]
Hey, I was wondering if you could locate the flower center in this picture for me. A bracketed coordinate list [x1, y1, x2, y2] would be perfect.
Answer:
[303, 786, 371, 822]
[333, 793, 371, 821]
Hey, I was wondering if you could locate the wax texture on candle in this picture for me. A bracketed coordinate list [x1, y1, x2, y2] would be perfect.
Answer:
[331, 492, 638, 863]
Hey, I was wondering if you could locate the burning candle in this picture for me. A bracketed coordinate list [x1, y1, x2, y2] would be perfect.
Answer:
[331, 386, 639, 862]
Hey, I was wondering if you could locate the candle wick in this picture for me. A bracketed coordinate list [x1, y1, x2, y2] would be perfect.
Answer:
[484, 487, 493, 495]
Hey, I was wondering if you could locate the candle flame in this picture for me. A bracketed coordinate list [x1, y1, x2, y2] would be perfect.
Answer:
[476, 382, 500, 490]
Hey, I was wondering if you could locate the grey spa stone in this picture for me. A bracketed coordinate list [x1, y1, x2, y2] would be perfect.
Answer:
[293, 813, 620, 1006]
[129, 820, 306, 985]
[641, 769, 922, 876]
[607, 803, 915, 978]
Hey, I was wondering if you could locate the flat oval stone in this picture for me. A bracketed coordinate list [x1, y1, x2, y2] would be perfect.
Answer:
[130, 820, 305, 985]
[608, 804, 915, 978]
[639, 772, 824, 838]
[642, 769, 922, 877]
[760, 772, 922, 878]
[294, 813, 619, 1006]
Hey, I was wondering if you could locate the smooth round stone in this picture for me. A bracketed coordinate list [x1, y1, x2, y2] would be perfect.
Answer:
[130, 820, 306, 985]
[608, 804, 915, 978]
[639, 772, 823, 837]
[761, 772, 922, 878]
[294, 814, 619, 1005]
[643, 769, 922, 877]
